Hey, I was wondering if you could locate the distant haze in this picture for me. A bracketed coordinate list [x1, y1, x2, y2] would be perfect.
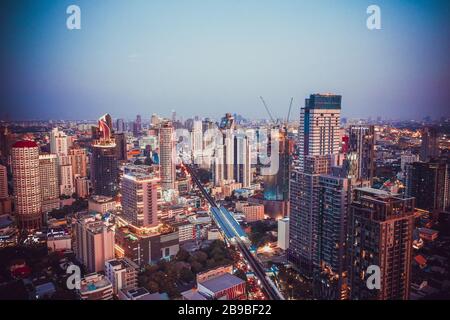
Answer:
[1, 0, 449, 121]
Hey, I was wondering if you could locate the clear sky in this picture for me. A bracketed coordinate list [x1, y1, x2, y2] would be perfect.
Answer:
[1, 0, 449, 121]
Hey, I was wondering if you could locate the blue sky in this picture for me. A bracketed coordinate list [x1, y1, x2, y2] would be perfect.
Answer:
[1, 0, 449, 120]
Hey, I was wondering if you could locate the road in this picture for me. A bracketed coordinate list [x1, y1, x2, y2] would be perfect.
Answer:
[184, 164, 284, 300]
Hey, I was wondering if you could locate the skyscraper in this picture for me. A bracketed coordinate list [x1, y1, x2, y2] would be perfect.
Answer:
[11, 141, 42, 230]
[347, 125, 375, 183]
[233, 133, 252, 188]
[419, 127, 439, 161]
[298, 94, 342, 170]
[191, 119, 203, 163]
[59, 155, 75, 196]
[0, 164, 7, 199]
[116, 118, 125, 133]
[288, 155, 331, 276]
[159, 121, 176, 191]
[121, 170, 159, 228]
[90, 115, 119, 197]
[39, 154, 60, 212]
[69, 147, 88, 178]
[50, 128, 69, 156]
[315, 174, 354, 300]
[406, 160, 448, 217]
[114, 132, 128, 161]
[347, 188, 414, 300]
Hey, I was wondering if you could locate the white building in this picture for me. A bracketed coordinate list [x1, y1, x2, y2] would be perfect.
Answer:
[104, 258, 139, 295]
[277, 217, 289, 250]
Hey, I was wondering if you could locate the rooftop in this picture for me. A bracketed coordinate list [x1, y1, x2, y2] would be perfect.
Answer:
[199, 273, 245, 293]
[12, 140, 38, 148]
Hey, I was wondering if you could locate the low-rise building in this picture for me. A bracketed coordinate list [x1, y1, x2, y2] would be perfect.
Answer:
[78, 273, 113, 300]
[88, 195, 116, 214]
[105, 258, 139, 295]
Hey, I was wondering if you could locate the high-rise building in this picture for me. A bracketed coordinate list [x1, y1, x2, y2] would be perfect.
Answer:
[75, 175, 90, 198]
[50, 128, 69, 156]
[347, 188, 415, 300]
[347, 125, 375, 183]
[133, 115, 142, 137]
[90, 115, 119, 197]
[59, 155, 75, 196]
[121, 170, 159, 228]
[263, 128, 293, 201]
[420, 127, 439, 161]
[191, 119, 203, 162]
[288, 155, 331, 275]
[233, 133, 252, 188]
[74, 216, 115, 273]
[315, 174, 355, 300]
[277, 217, 289, 250]
[406, 160, 448, 216]
[39, 154, 60, 212]
[69, 148, 88, 178]
[114, 132, 128, 161]
[116, 118, 125, 133]
[298, 94, 341, 170]
[12, 141, 42, 230]
[159, 121, 176, 191]
[0, 164, 8, 199]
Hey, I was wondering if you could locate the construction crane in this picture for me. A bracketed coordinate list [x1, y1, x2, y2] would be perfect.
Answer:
[259, 96, 275, 123]
[286, 97, 293, 123]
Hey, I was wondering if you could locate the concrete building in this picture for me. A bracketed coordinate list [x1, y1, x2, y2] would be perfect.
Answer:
[241, 204, 265, 222]
[159, 121, 176, 191]
[11, 141, 42, 230]
[121, 170, 159, 228]
[277, 217, 289, 250]
[115, 227, 179, 266]
[39, 154, 60, 212]
[69, 147, 88, 178]
[0, 164, 7, 199]
[105, 258, 139, 295]
[78, 273, 113, 300]
[74, 216, 115, 273]
[288, 155, 331, 276]
[347, 188, 415, 300]
[88, 195, 116, 214]
[298, 94, 341, 170]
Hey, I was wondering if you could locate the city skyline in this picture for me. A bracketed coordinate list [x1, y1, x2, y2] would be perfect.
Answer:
[1, 0, 450, 121]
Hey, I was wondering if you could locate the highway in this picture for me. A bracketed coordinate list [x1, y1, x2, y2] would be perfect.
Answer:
[184, 164, 284, 300]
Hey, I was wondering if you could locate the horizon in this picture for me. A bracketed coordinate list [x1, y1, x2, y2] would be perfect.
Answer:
[1, 0, 449, 121]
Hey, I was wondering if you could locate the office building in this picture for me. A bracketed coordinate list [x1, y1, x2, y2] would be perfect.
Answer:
[298, 94, 341, 170]
[121, 170, 159, 228]
[11, 141, 42, 230]
[90, 115, 119, 197]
